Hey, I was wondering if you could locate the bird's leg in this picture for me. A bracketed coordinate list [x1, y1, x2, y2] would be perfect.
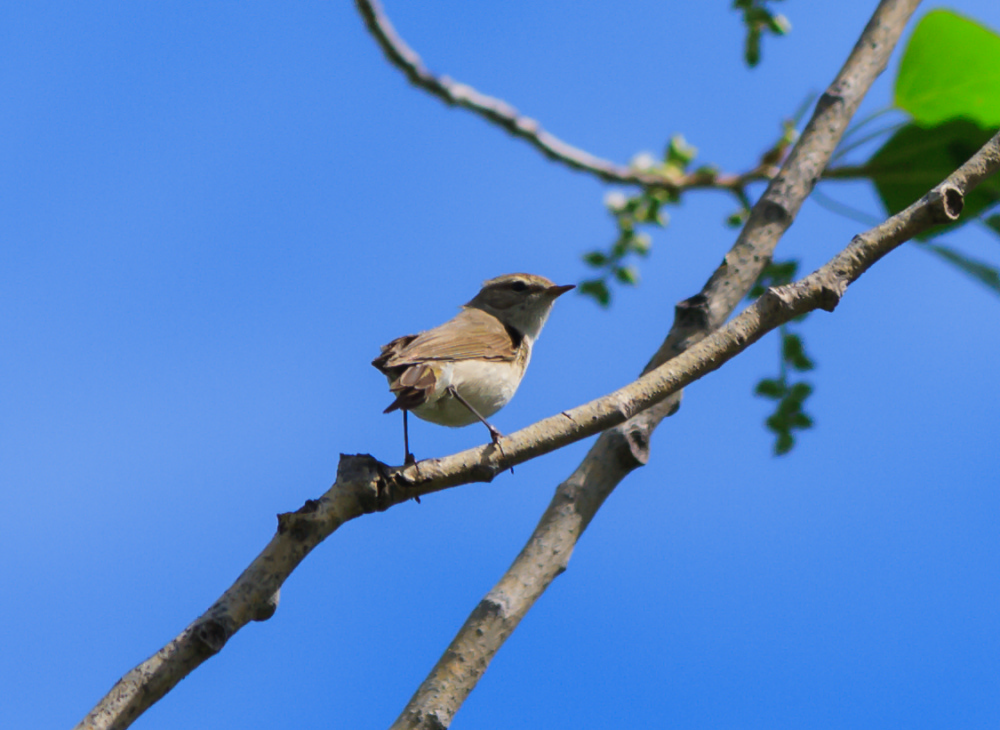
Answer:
[445, 386, 503, 442]
[397, 411, 422, 502]
[402, 410, 416, 465]
[445, 386, 512, 470]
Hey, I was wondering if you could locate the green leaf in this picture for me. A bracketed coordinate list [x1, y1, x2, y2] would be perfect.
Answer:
[666, 135, 697, 168]
[765, 413, 788, 431]
[787, 382, 814, 401]
[755, 378, 786, 399]
[726, 210, 748, 228]
[789, 354, 815, 372]
[733, 0, 789, 68]
[629, 233, 652, 257]
[578, 279, 611, 307]
[583, 251, 608, 267]
[611, 231, 633, 258]
[767, 260, 798, 285]
[781, 333, 815, 372]
[789, 412, 814, 429]
[774, 431, 794, 456]
[776, 397, 801, 418]
[868, 120, 1000, 237]
[924, 243, 1000, 296]
[767, 13, 790, 36]
[632, 199, 654, 224]
[792, 354, 814, 372]
[614, 265, 639, 286]
[896, 10, 1000, 127]
[745, 28, 762, 68]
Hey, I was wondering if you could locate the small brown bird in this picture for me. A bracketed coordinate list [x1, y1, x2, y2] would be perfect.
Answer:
[373, 273, 574, 463]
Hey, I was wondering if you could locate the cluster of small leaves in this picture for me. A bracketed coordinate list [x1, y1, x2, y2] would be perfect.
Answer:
[578, 195, 657, 306]
[733, 0, 791, 67]
[580, 136, 698, 307]
[749, 259, 816, 455]
[755, 330, 815, 455]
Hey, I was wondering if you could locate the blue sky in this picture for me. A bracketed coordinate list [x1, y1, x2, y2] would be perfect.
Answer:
[2, 2, 999, 728]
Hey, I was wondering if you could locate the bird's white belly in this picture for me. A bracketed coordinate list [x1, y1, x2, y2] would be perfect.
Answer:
[412, 359, 523, 427]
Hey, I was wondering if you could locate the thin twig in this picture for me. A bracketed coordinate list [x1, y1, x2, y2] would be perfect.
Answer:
[355, 0, 779, 192]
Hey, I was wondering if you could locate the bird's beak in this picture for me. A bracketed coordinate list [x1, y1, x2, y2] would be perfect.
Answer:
[548, 284, 576, 297]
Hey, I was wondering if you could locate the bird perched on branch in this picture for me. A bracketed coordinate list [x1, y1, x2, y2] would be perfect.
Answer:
[373, 273, 574, 464]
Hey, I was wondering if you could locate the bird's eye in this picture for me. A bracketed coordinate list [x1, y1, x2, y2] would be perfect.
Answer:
[510, 281, 528, 292]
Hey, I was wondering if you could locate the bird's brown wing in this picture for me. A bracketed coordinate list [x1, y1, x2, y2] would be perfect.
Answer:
[372, 308, 518, 413]
[373, 308, 517, 370]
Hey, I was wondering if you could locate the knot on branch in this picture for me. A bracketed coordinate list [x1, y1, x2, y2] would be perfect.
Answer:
[277, 498, 323, 540]
[252, 589, 280, 622]
[759, 198, 791, 225]
[336, 453, 397, 512]
[762, 267, 846, 316]
[193, 616, 233, 654]
[816, 86, 846, 114]
[816, 276, 847, 312]
[476, 594, 511, 622]
[405, 710, 448, 730]
[929, 184, 964, 223]
[674, 293, 711, 330]
[605, 422, 650, 469]
[622, 422, 651, 467]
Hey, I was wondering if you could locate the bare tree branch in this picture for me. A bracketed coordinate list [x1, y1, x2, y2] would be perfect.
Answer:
[388, 134, 994, 730]
[80, 2, 1000, 728]
[356, 0, 943, 201]
[76, 119, 999, 730]
[75, 135, 995, 729]
[354, 0, 785, 192]
[389, 0, 926, 726]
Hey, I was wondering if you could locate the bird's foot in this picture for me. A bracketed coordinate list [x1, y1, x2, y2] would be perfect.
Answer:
[400, 453, 422, 503]
[487, 428, 513, 475]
